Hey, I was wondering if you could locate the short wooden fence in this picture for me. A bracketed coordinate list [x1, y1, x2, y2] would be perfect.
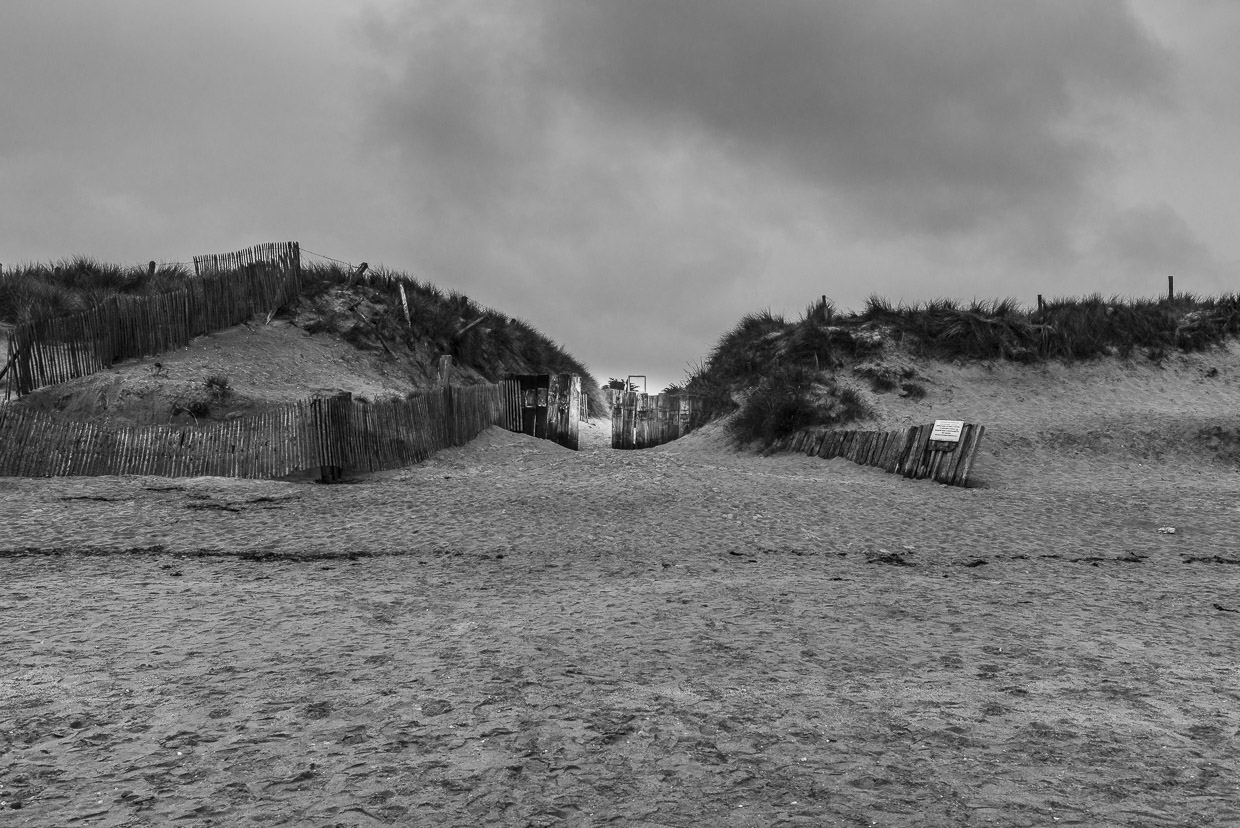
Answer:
[0, 381, 518, 481]
[4, 242, 301, 396]
[775, 422, 986, 487]
[611, 392, 704, 450]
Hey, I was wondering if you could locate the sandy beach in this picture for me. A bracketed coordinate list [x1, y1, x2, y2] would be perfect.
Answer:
[3, 349, 1240, 826]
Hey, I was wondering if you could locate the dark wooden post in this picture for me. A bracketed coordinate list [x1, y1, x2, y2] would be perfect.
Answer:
[1037, 294, 1044, 312]
[444, 383, 458, 446]
[1168, 275, 1174, 301]
[312, 392, 353, 482]
[311, 395, 332, 482]
[611, 391, 623, 448]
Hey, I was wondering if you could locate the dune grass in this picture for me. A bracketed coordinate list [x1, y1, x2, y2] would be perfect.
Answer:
[300, 263, 607, 416]
[1, 257, 607, 416]
[0, 257, 191, 324]
[687, 291, 1240, 446]
[859, 293, 1240, 361]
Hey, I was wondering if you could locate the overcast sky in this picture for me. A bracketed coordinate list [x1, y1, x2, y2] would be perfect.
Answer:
[3, 1, 1237, 390]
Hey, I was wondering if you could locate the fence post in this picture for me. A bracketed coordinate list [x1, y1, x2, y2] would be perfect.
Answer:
[312, 391, 353, 482]
[549, 373, 580, 450]
[611, 392, 623, 448]
[1168, 275, 1174, 301]
[400, 284, 411, 327]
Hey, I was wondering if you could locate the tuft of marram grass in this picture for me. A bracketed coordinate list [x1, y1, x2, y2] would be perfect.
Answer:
[726, 365, 873, 448]
[0, 257, 191, 324]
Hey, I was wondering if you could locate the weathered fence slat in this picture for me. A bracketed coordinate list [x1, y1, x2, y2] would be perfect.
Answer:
[774, 421, 984, 488]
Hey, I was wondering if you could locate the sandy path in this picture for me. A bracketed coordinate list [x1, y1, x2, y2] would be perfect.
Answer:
[2, 422, 1240, 826]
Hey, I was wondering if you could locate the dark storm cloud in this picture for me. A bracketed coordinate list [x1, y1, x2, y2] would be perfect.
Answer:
[355, 0, 1175, 385]
[1, 1, 1200, 392]
[556, 1, 1169, 237]
[362, 0, 1169, 253]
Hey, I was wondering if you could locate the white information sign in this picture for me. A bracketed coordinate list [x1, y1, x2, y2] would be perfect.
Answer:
[930, 419, 964, 442]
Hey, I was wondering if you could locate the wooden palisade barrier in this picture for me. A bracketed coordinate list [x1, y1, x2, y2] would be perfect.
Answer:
[0, 380, 521, 481]
[5, 242, 301, 396]
[774, 421, 986, 487]
[508, 373, 580, 450]
[611, 391, 704, 449]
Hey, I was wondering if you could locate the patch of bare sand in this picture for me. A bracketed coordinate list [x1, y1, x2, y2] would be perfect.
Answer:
[853, 342, 1240, 484]
[2, 348, 1240, 826]
[6, 320, 425, 425]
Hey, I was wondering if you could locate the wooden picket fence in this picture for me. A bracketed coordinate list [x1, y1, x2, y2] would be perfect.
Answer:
[0, 380, 520, 481]
[4, 242, 301, 396]
[192, 241, 301, 278]
[775, 422, 986, 487]
[611, 391, 705, 449]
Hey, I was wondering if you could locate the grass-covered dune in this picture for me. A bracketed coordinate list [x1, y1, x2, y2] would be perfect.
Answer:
[0, 257, 607, 417]
[0, 256, 193, 323]
[685, 293, 1240, 447]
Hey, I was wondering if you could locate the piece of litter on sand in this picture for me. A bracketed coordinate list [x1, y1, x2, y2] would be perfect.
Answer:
[1157, 527, 1177, 534]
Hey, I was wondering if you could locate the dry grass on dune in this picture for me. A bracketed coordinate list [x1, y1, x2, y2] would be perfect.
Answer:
[685, 293, 1240, 448]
